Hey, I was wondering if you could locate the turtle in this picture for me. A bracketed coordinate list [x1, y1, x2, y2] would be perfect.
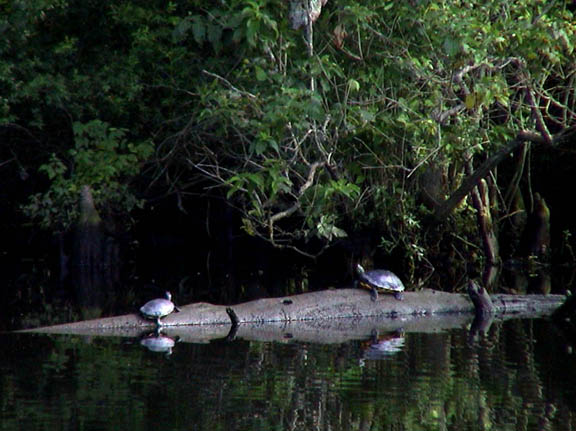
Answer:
[140, 291, 180, 326]
[356, 264, 405, 301]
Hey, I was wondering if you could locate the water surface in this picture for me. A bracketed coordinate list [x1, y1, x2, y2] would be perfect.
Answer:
[1, 318, 574, 431]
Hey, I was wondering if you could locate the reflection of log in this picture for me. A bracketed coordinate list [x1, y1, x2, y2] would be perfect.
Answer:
[17, 314, 472, 341]
[18, 311, 557, 345]
[18, 287, 566, 333]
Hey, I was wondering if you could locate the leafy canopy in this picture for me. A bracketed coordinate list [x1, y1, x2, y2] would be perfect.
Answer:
[1, 0, 574, 263]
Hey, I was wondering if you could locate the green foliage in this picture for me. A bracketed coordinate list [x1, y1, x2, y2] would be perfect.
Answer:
[2, 0, 575, 262]
[23, 120, 153, 229]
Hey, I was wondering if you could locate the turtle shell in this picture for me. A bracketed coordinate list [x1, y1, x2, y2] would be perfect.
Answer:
[140, 292, 175, 320]
[360, 269, 405, 293]
[356, 264, 405, 293]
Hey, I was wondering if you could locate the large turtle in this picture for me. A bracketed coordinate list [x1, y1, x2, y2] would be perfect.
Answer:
[140, 291, 180, 326]
[356, 264, 405, 301]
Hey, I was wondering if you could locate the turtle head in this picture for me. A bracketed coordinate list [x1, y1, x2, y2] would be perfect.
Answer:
[165, 291, 172, 301]
[356, 264, 365, 275]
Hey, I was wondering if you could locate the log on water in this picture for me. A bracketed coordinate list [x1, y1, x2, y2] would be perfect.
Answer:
[18, 287, 566, 334]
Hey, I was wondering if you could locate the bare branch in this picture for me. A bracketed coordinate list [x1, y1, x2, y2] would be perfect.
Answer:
[202, 70, 257, 99]
[269, 161, 325, 224]
[268, 161, 325, 236]
[524, 86, 553, 145]
[269, 202, 301, 225]
[432, 104, 465, 124]
[298, 161, 325, 196]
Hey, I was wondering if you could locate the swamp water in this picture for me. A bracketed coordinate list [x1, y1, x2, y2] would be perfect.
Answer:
[1, 316, 575, 431]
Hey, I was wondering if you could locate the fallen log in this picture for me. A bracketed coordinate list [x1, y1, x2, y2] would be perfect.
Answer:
[18, 286, 566, 334]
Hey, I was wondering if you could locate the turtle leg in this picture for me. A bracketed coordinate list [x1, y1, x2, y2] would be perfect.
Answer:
[370, 288, 378, 302]
[394, 292, 404, 301]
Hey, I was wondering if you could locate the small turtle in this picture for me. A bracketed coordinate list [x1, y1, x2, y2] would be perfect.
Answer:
[140, 291, 179, 326]
[356, 264, 405, 301]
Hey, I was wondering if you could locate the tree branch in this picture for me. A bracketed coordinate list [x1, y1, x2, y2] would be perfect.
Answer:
[432, 130, 550, 223]
[268, 161, 325, 227]
[202, 70, 257, 99]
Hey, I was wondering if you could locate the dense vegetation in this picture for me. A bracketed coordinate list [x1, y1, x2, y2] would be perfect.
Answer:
[1, 1, 575, 274]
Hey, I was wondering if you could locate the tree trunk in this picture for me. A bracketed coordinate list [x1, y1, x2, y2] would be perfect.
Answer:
[466, 160, 500, 265]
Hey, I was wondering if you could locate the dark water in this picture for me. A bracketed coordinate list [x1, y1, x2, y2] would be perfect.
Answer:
[2, 249, 575, 430]
[1, 317, 575, 431]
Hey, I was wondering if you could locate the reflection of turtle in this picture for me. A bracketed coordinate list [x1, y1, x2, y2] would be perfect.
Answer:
[356, 264, 405, 301]
[361, 329, 405, 362]
[140, 291, 179, 326]
[140, 331, 178, 356]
